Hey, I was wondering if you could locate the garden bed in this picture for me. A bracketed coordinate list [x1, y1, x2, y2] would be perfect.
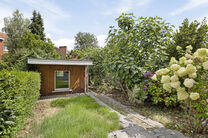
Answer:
[18, 100, 59, 137]
[92, 88, 208, 137]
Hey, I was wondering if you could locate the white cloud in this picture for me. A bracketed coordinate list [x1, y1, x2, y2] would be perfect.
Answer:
[54, 38, 75, 51]
[53, 34, 107, 51]
[45, 33, 51, 39]
[102, 0, 151, 15]
[170, 0, 208, 16]
[0, 0, 70, 39]
[0, 4, 13, 31]
[4, 0, 70, 19]
[97, 34, 107, 47]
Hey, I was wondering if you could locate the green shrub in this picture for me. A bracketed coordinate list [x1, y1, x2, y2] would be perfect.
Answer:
[147, 81, 178, 107]
[135, 72, 178, 107]
[0, 69, 40, 137]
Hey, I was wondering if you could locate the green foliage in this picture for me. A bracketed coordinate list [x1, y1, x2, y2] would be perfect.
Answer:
[29, 10, 45, 40]
[3, 31, 60, 70]
[74, 32, 99, 50]
[67, 47, 106, 85]
[0, 62, 5, 70]
[34, 96, 120, 138]
[0, 70, 40, 137]
[167, 18, 208, 59]
[3, 49, 31, 70]
[17, 31, 59, 57]
[106, 13, 173, 90]
[2, 10, 30, 54]
[147, 80, 178, 107]
[127, 84, 148, 105]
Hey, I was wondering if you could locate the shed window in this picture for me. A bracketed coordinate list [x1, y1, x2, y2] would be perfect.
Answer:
[55, 71, 69, 89]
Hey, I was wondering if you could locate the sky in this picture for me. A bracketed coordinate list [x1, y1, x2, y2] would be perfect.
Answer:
[0, 0, 208, 50]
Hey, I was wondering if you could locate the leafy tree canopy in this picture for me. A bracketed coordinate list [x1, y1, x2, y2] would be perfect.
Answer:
[167, 18, 208, 59]
[29, 10, 45, 40]
[3, 31, 60, 70]
[106, 13, 173, 89]
[74, 32, 99, 50]
[2, 10, 30, 53]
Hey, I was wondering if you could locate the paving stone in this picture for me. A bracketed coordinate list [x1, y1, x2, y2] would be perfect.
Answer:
[86, 92, 188, 138]
[108, 130, 129, 138]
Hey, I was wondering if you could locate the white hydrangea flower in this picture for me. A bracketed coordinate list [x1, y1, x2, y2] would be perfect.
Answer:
[177, 67, 187, 77]
[202, 61, 208, 70]
[185, 54, 194, 60]
[196, 65, 201, 69]
[171, 81, 181, 89]
[176, 87, 185, 93]
[176, 46, 182, 51]
[189, 72, 197, 78]
[151, 74, 157, 81]
[161, 75, 170, 83]
[183, 78, 195, 88]
[163, 83, 171, 91]
[177, 91, 189, 100]
[171, 75, 179, 82]
[194, 48, 208, 58]
[185, 64, 196, 74]
[190, 92, 200, 100]
[156, 68, 170, 76]
[169, 57, 178, 65]
[186, 45, 193, 50]
[170, 64, 180, 71]
[185, 59, 193, 64]
[179, 57, 186, 64]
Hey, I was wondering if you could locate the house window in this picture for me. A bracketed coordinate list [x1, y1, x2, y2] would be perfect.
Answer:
[3, 45, 8, 51]
[55, 71, 70, 89]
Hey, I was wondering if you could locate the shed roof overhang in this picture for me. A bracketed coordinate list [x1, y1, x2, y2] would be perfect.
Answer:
[27, 58, 93, 66]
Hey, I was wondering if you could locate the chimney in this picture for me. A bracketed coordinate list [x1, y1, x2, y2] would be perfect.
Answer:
[58, 46, 67, 57]
[72, 54, 78, 60]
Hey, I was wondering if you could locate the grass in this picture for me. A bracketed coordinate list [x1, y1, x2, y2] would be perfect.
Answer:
[32, 96, 121, 138]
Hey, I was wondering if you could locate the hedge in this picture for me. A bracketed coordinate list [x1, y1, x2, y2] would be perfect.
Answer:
[0, 69, 40, 137]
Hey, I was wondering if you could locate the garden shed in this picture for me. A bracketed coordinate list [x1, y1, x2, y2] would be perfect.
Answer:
[28, 58, 93, 96]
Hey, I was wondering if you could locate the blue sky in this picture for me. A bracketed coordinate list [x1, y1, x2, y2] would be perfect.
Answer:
[0, 0, 208, 50]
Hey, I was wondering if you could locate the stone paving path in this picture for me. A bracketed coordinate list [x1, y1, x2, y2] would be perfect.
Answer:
[86, 92, 187, 138]
[39, 93, 85, 101]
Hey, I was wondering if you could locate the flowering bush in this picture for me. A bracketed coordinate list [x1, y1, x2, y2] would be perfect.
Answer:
[140, 72, 178, 107]
[152, 46, 208, 133]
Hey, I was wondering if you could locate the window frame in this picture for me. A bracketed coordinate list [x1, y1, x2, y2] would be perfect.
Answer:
[54, 70, 70, 90]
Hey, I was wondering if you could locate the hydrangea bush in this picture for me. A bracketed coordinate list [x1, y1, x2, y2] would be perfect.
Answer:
[152, 46, 208, 133]
[144, 72, 178, 107]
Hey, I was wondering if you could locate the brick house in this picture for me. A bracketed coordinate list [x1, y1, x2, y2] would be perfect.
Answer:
[56, 46, 68, 57]
[0, 32, 8, 61]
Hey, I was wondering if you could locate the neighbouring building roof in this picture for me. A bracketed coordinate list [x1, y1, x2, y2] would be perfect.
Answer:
[28, 58, 93, 66]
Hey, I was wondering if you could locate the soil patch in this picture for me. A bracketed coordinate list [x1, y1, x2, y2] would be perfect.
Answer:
[18, 100, 59, 138]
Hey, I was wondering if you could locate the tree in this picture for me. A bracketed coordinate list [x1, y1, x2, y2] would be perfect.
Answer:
[106, 13, 173, 90]
[74, 32, 99, 50]
[3, 31, 60, 70]
[29, 10, 45, 40]
[2, 10, 30, 53]
[167, 18, 208, 59]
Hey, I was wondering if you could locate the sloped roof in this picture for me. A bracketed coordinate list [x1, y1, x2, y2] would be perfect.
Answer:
[28, 58, 93, 66]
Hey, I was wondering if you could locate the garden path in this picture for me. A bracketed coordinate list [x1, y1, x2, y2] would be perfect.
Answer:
[86, 92, 187, 138]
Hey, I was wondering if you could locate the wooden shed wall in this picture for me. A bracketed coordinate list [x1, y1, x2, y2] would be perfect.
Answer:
[34, 65, 85, 95]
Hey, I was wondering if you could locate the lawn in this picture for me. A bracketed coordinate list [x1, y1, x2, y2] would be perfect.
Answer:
[31, 96, 121, 138]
